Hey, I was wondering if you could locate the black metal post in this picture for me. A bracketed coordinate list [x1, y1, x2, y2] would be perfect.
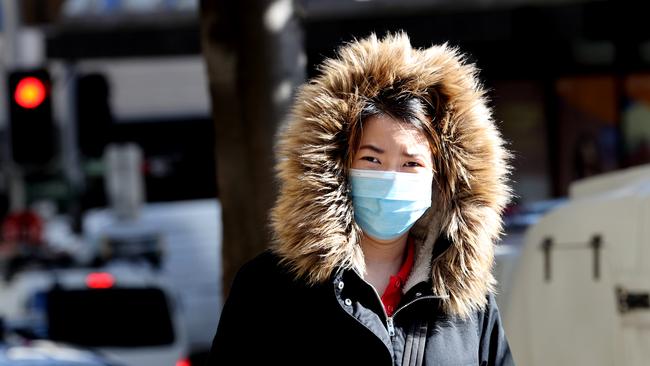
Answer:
[542, 237, 553, 282]
[591, 235, 602, 280]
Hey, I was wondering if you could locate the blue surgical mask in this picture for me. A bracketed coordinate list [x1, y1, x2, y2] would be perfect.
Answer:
[349, 168, 433, 241]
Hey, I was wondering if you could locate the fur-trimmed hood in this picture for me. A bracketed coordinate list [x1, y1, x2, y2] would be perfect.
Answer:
[270, 32, 511, 318]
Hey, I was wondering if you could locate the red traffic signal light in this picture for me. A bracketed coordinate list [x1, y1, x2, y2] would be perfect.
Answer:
[14, 76, 47, 109]
[8, 69, 54, 166]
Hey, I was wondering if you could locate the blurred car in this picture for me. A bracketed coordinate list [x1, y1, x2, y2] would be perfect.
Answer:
[0, 339, 122, 366]
[0, 316, 122, 366]
[502, 198, 568, 233]
[83, 199, 222, 361]
[0, 261, 189, 366]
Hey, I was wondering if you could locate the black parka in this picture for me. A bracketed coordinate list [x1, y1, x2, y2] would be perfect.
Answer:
[209, 240, 513, 365]
[210, 32, 514, 365]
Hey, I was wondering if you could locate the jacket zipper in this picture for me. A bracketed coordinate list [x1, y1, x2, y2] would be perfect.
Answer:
[386, 317, 395, 337]
[355, 274, 440, 338]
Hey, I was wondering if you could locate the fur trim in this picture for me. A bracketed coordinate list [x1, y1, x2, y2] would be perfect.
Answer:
[270, 32, 511, 318]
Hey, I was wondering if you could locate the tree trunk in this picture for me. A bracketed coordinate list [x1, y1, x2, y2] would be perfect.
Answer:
[199, 0, 305, 298]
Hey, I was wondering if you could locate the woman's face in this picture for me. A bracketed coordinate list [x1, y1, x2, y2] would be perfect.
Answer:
[351, 114, 433, 173]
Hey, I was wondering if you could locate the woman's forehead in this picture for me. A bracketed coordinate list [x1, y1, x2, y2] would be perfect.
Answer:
[359, 115, 430, 147]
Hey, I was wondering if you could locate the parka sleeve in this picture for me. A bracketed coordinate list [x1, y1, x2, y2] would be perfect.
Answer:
[478, 292, 516, 366]
[207, 255, 269, 365]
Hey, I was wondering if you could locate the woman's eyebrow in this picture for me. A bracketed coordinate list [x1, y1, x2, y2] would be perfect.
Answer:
[402, 151, 425, 158]
[359, 144, 384, 154]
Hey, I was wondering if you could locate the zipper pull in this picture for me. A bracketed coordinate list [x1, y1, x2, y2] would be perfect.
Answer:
[386, 317, 395, 337]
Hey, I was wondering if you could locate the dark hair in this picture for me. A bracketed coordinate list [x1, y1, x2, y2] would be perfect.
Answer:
[346, 88, 440, 169]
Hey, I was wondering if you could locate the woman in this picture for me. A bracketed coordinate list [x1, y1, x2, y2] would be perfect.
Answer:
[209, 32, 514, 365]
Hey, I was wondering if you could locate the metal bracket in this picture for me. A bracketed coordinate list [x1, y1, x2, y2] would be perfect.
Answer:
[541, 235, 603, 282]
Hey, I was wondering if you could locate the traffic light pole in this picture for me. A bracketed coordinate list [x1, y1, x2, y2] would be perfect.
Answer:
[1, 0, 26, 212]
[60, 63, 85, 232]
[1, 0, 20, 66]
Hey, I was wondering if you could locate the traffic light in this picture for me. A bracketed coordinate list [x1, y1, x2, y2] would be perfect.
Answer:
[8, 69, 55, 166]
[76, 73, 112, 158]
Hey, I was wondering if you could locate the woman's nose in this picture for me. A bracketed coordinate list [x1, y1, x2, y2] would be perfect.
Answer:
[388, 162, 409, 172]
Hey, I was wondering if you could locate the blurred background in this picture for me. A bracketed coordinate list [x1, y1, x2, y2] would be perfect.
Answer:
[0, 0, 649, 365]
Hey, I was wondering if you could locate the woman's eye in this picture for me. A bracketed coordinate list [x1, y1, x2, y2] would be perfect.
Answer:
[361, 156, 380, 164]
[404, 161, 423, 168]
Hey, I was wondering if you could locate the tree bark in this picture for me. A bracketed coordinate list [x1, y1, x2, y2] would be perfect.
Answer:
[199, 0, 305, 297]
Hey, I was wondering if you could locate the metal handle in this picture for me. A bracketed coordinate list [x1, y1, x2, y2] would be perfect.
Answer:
[616, 286, 650, 313]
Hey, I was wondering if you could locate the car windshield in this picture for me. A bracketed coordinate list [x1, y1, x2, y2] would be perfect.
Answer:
[46, 288, 175, 347]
